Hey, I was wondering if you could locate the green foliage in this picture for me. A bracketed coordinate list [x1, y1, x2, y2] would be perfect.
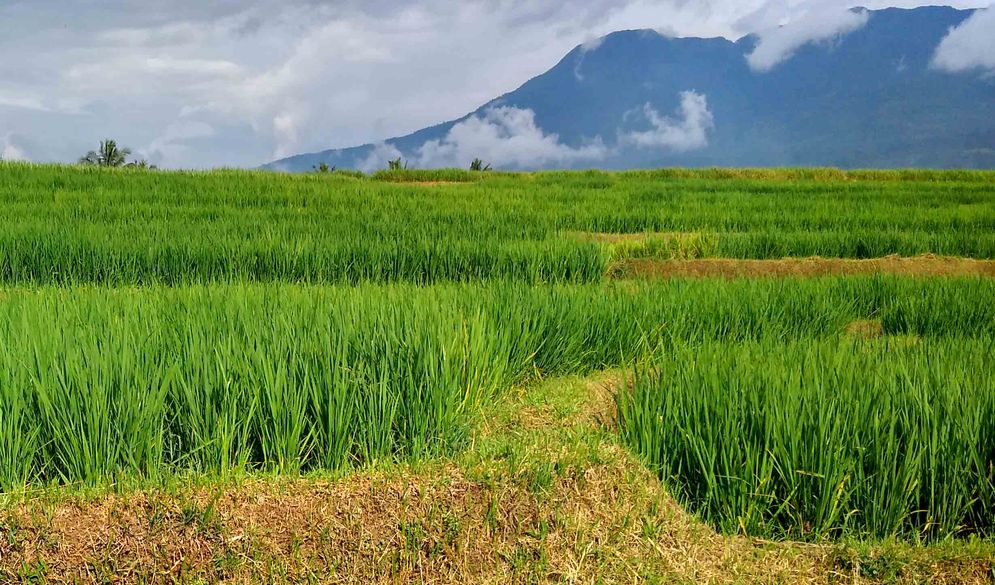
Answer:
[78, 139, 133, 167]
[470, 158, 492, 172]
[77, 140, 156, 169]
[1, 163, 994, 553]
[387, 157, 408, 171]
[0, 165, 993, 285]
[1, 277, 994, 491]
[371, 168, 480, 183]
[618, 338, 995, 541]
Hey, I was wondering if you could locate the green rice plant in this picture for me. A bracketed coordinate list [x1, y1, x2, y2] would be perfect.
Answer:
[618, 338, 995, 541]
[0, 276, 993, 490]
[0, 163, 993, 285]
[0, 346, 39, 491]
[24, 303, 170, 483]
[305, 332, 355, 470]
[169, 342, 258, 473]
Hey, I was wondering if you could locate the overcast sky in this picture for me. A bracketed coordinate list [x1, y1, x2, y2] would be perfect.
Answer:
[0, 0, 990, 168]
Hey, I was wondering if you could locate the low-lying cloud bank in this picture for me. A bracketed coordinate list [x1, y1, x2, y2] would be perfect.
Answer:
[358, 91, 714, 171]
[745, 4, 870, 72]
[621, 91, 714, 152]
[415, 107, 609, 170]
[1, 134, 30, 162]
[932, 7, 995, 74]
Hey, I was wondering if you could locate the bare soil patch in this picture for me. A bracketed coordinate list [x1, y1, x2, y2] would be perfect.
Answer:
[611, 254, 995, 279]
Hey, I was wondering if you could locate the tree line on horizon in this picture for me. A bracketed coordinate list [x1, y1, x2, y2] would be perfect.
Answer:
[4, 138, 497, 173]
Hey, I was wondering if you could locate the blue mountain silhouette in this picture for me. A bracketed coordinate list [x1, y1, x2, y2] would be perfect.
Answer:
[265, 7, 995, 171]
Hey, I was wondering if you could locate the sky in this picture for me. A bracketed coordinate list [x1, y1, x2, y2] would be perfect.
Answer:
[0, 0, 991, 169]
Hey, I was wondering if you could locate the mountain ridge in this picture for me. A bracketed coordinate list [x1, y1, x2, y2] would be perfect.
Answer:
[265, 6, 995, 172]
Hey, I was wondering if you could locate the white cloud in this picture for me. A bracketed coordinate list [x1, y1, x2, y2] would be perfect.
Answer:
[1, 134, 30, 161]
[358, 142, 405, 173]
[414, 107, 608, 169]
[0, 0, 989, 168]
[141, 120, 215, 167]
[580, 36, 605, 52]
[745, 2, 870, 72]
[932, 7, 995, 74]
[0, 92, 52, 113]
[65, 56, 242, 96]
[621, 91, 714, 152]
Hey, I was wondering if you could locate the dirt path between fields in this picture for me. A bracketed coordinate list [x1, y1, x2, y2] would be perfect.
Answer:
[611, 254, 995, 279]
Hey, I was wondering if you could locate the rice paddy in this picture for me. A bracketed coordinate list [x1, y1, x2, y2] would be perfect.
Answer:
[0, 161, 993, 582]
[2, 164, 995, 285]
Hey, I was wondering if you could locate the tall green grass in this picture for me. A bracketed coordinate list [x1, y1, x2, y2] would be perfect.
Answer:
[618, 339, 995, 541]
[1, 277, 993, 491]
[1, 162, 993, 284]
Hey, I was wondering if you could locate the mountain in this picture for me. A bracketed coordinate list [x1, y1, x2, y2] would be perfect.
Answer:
[265, 6, 995, 172]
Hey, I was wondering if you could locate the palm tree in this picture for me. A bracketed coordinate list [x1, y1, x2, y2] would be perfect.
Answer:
[79, 139, 132, 167]
[470, 158, 492, 172]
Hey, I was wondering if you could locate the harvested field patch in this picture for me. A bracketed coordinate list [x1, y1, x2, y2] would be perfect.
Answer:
[611, 254, 995, 279]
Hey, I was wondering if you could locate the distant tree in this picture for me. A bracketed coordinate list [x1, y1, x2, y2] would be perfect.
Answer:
[126, 159, 158, 170]
[79, 139, 132, 167]
[312, 162, 335, 173]
[387, 157, 408, 171]
[470, 158, 492, 172]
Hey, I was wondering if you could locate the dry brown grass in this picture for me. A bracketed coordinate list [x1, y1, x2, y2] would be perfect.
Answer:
[844, 319, 886, 339]
[0, 463, 830, 584]
[610, 254, 995, 280]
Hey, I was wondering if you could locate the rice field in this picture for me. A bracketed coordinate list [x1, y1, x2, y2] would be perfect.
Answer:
[1, 163, 995, 284]
[1, 161, 994, 565]
[2, 278, 993, 497]
[619, 339, 995, 541]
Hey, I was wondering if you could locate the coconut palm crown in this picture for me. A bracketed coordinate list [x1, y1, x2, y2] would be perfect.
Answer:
[79, 139, 132, 167]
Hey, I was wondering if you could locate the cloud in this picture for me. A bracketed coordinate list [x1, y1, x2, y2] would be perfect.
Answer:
[621, 91, 714, 152]
[580, 36, 605, 52]
[0, 92, 52, 113]
[744, 2, 870, 72]
[932, 7, 995, 74]
[414, 107, 608, 169]
[574, 33, 610, 81]
[65, 57, 242, 96]
[1, 134, 30, 161]
[358, 142, 404, 172]
[0, 0, 988, 168]
[141, 120, 216, 166]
